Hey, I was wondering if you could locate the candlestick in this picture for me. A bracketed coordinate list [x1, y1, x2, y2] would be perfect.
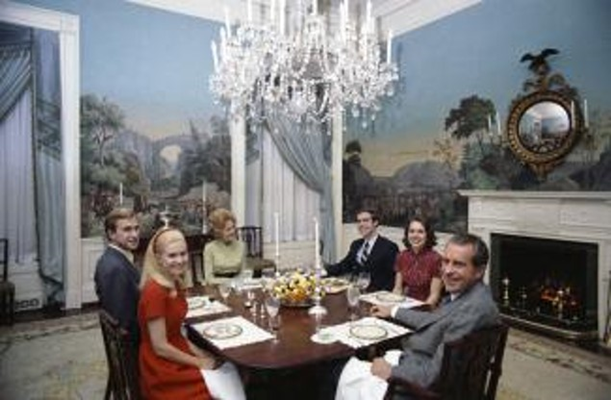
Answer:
[583, 98, 589, 128]
[119, 182, 123, 205]
[496, 111, 502, 137]
[487, 114, 492, 134]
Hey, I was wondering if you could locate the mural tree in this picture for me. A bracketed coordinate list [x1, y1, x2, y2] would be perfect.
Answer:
[81, 94, 125, 167]
[444, 95, 496, 155]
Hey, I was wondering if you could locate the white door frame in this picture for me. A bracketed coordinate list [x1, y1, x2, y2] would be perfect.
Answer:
[1, 2, 82, 309]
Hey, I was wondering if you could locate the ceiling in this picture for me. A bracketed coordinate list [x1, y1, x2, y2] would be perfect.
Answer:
[127, 0, 481, 36]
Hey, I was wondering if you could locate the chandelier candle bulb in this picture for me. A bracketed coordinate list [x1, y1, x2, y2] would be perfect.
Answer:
[224, 7, 231, 35]
[119, 182, 123, 205]
[487, 114, 492, 134]
[270, 0, 275, 23]
[583, 98, 589, 128]
[386, 30, 392, 64]
[247, 0, 252, 22]
[279, 0, 285, 35]
[570, 101, 575, 129]
[312, 0, 317, 15]
[211, 42, 218, 72]
[496, 111, 502, 136]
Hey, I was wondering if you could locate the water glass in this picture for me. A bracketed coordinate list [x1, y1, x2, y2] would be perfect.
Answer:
[356, 272, 371, 292]
[218, 283, 231, 304]
[346, 285, 361, 320]
[265, 295, 281, 338]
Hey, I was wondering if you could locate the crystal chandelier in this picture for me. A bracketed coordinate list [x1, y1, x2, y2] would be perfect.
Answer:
[209, 0, 399, 125]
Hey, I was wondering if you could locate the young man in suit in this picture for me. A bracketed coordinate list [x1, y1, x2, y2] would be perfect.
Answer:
[94, 208, 141, 346]
[325, 209, 399, 292]
[334, 233, 500, 400]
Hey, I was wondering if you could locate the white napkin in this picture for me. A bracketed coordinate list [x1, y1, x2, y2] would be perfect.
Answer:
[191, 316, 274, 349]
[186, 299, 232, 318]
[320, 317, 411, 349]
[359, 291, 425, 309]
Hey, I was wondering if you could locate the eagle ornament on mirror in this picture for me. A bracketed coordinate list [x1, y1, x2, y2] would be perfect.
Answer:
[506, 48, 586, 179]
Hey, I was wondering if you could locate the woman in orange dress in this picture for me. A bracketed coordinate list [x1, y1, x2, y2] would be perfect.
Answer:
[138, 227, 245, 400]
[392, 216, 443, 306]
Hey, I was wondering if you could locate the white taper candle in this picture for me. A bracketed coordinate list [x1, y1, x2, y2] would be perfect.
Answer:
[583, 99, 589, 128]
[119, 182, 123, 205]
[274, 212, 280, 259]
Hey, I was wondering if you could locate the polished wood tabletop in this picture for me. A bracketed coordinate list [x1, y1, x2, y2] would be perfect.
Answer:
[185, 285, 406, 371]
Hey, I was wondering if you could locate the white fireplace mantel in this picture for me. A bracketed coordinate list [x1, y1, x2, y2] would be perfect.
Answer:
[459, 190, 611, 339]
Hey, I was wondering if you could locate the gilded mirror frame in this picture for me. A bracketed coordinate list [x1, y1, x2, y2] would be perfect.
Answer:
[507, 90, 583, 178]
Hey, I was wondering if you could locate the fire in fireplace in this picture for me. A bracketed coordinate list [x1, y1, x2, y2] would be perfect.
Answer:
[490, 234, 598, 340]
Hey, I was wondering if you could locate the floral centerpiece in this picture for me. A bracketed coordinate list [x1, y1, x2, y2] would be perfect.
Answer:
[272, 270, 322, 307]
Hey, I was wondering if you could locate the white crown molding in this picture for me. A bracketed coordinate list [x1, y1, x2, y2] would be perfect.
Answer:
[375, 0, 482, 37]
[126, 0, 270, 23]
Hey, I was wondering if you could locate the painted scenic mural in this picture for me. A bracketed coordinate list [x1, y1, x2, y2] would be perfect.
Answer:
[18, 0, 229, 237]
[343, 0, 611, 231]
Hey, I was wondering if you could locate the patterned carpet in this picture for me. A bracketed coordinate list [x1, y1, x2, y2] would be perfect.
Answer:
[0, 312, 609, 399]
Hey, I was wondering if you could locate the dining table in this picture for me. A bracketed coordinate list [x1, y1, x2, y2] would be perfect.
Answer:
[184, 282, 416, 399]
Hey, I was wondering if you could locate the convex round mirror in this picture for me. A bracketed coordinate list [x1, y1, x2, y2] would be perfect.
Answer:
[507, 91, 583, 177]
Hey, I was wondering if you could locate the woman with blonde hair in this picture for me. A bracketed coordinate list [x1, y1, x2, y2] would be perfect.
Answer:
[138, 227, 245, 400]
[204, 208, 246, 284]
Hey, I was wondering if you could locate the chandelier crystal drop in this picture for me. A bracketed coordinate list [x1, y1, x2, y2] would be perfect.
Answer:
[209, 0, 399, 125]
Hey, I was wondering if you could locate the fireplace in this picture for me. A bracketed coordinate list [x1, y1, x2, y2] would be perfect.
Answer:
[490, 234, 598, 339]
[459, 190, 611, 342]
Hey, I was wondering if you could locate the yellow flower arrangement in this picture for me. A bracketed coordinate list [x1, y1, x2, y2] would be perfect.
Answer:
[272, 270, 322, 305]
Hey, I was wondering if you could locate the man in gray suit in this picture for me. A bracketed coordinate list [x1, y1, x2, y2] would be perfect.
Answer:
[335, 233, 499, 399]
[95, 208, 141, 346]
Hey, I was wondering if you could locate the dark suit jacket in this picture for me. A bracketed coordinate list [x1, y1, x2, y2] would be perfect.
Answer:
[390, 281, 500, 389]
[94, 246, 141, 345]
[326, 235, 399, 291]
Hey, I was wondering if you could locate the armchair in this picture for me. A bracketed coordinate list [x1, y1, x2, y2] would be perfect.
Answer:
[384, 323, 509, 400]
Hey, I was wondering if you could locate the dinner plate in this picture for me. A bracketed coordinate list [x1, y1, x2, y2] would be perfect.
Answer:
[201, 323, 243, 340]
[187, 297, 207, 310]
[376, 292, 405, 303]
[322, 278, 350, 294]
[349, 324, 388, 341]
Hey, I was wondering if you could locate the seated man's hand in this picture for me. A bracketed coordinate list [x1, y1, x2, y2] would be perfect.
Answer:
[371, 357, 392, 380]
[371, 304, 392, 318]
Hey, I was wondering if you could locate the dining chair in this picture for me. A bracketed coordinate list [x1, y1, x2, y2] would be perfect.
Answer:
[237, 226, 264, 258]
[186, 233, 214, 285]
[384, 323, 509, 400]
[0, 238, 15, 325]
[99, 310, 140, 400]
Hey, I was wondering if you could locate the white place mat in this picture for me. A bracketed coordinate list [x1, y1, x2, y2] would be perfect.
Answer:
[186, 297, 232, 318]
[320, 317, 411, 349]
[191, 316, 274, 349]
[360, 291, 425, 309]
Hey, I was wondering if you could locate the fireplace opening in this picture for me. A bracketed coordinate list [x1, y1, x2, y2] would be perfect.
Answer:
[490, 234, 598, 339]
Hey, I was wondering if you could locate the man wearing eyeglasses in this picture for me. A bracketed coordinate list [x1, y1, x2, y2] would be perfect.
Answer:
[325, 209, 399, 292]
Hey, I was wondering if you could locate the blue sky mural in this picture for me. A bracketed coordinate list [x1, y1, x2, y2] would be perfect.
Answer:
[348, 0, 611, 177]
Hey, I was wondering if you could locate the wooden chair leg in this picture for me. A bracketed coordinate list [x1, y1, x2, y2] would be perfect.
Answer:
[104, 375, 112, 400]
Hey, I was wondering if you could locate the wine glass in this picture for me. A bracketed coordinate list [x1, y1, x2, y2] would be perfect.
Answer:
[218, 283, 231, 304]
[346, 285, 361, 321]
[264, 295, 281, 340]
[356, 272, 371, 292]
[261, 267, 276, 292]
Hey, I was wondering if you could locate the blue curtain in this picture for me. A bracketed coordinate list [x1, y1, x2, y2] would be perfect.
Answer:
[33, 29, 65, 305]
[266, 111, 336, 262]
[0, 43, 32, 122]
